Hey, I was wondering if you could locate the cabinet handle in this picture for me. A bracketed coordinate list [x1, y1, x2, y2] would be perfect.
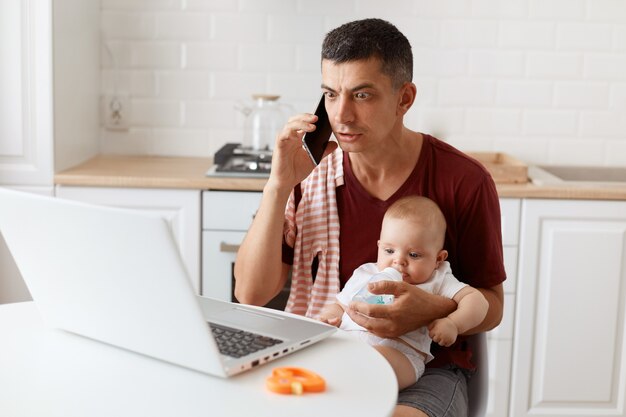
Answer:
[219, 242, 240, 253]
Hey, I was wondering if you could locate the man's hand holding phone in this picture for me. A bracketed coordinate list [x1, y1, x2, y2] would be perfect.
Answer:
[302, 95, 333, 166]
[267, 95, 337, 193]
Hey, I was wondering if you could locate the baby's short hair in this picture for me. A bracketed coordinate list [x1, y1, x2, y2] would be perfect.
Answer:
[385, 196, 447, 248]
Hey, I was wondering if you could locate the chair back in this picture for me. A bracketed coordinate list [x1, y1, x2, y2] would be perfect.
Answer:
[467, 332, 488, 417]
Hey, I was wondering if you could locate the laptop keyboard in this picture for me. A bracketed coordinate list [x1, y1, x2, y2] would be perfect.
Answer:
[208, 322, 283, 358]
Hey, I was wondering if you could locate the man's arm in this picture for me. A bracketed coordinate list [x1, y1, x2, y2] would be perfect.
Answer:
[345, 281, 503, 339]
[233, 185, 292, 306]
[233, 112, 338, 306]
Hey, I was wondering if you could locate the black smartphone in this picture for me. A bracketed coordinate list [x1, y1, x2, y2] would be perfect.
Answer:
[302, 95, 332, 166]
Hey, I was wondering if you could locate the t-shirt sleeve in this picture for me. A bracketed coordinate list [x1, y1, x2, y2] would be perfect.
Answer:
[454, 176, 506, 289]
[436, 265, 468, 299]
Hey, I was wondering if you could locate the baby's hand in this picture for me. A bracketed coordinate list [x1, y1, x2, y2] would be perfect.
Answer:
[428, 318, 458, 347]
[318, 316, 342, 327]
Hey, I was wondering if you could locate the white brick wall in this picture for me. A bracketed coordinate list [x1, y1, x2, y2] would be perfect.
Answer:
[100, 0, 626, 165]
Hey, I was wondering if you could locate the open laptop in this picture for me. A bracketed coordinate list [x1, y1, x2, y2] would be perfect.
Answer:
[0, 188, 335, 377]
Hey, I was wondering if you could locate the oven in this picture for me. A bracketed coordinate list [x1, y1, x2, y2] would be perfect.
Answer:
[201, 190, 290, 311]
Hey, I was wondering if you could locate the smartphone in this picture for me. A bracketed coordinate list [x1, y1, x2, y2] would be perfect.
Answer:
[302, 95, 332, 166]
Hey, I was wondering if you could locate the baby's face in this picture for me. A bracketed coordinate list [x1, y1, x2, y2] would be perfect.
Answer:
[376, 217, 444, 285]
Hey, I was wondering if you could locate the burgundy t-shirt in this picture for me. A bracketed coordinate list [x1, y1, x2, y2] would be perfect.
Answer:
[284, 134, 506, 369]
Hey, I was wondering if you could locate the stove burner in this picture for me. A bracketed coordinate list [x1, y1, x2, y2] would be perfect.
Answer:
[207, 143, 272, 177]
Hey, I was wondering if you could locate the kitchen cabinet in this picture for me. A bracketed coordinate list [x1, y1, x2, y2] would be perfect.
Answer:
[0, 0, 99, 303]
[55, 186, 201, 293]
[486, 198, 519, 417]
[511, 199, 626, 417]
[202, 190, 290, 310]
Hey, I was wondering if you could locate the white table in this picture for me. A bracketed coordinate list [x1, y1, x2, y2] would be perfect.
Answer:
[0, 302, 397, 417]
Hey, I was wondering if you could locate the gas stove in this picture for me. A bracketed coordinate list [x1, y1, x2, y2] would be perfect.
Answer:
[205, 143, 272, 178]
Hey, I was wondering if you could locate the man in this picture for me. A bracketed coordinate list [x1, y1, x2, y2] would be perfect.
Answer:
[234, 18, 505, 417]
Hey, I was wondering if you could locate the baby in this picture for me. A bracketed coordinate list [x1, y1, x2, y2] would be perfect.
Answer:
[318, 196, 489, 389]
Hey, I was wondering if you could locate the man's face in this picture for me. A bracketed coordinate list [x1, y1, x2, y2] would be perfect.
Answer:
[321, 58, 405, 153]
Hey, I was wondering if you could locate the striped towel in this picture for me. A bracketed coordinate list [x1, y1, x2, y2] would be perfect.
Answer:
[283, 147, 344, 318]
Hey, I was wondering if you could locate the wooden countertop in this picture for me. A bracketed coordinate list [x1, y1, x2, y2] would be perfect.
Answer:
[54, 155, 267, 191]
[54, 155, 626, 200]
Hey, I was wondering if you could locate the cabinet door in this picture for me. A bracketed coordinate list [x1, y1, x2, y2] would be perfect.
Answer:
[0, 186, 54, 304]
[485, 198, 520, 417]
[0, 0, 53, 185]
[55, 186, 201, 293]
[512, 199, 626, 417]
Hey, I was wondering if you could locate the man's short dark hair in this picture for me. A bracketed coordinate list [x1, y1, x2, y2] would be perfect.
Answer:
[321, 18, 413, 89]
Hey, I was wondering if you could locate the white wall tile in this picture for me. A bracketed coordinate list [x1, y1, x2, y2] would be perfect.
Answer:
[211, 72, 267, 99]
[466, 109, 522, 134]
[585, 0, 626, 21]
[101, 11, 155, 39]
[211, 13, 267, 41]
[99, 2, 626, 165]
[102, 0, 181, 11]
[554, 82, 609, 108]
[496, 80, 553, 106]
[150, 129, 211, 156]
[297, 0, 355, 15]
[157, 71, 210, 98]
[610, 83, 626, 109]
[413, 77, 439, 105]
[267, 73, 322, 101]
[527, 52, 582, 79]
[184, 42, 237, 70]
[268, 15, 325, 43]
[239, 0, 296, 13]
[100, 128, 154, 154]
[499, 21, 555, 49]
[441, 20, 498, 47]
[523, 110, 578, 136]
[557, 22, 612, 51]
[472, 0, 529, 18]
[580, 111, 626, 137]
[357, 0, 415, 15]
[614, 25, 626, 50]
[585, 53, 626, 80]
[184, 100, 236, 128]
[102, 70, 157, 97]
[156, 12, 210, 39]
[438, 78, 495, 105]
[469, 51, 525, 77]
[131, 99, 181, 127]
[606, 140, 626, 165]
[102, 41, 132, 69]
[131, 42, 181, 68]
[548, 139, 606, 165]
[413, 48, 468, 76]
[184, 0, 237, 11]
[396, 19, 441, 47]
[415, 0, 472, 18]
[296, 45, 322, 73]
[529, 0, 584, 20]
[415, 107, 466, 138]
[238, 43, 295, 72]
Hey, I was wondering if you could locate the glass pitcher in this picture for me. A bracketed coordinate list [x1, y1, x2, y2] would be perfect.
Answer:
[239, 94, 293, 151]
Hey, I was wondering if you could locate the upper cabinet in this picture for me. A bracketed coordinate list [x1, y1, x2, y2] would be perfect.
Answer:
[0, 0, 100, 304]
[0, 0, 100, 189]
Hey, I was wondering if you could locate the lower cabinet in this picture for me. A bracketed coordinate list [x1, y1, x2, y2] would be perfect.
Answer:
[0, 186, 54, 304]
[511, 198, 626, 417]
[55, 186, 201, 293]
[485, 198, 520, 417]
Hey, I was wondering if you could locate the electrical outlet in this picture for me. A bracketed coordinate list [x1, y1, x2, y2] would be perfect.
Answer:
[102, 94, 130, 131]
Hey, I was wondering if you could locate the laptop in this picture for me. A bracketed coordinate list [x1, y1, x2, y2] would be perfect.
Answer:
[0, 188, 335, 377]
